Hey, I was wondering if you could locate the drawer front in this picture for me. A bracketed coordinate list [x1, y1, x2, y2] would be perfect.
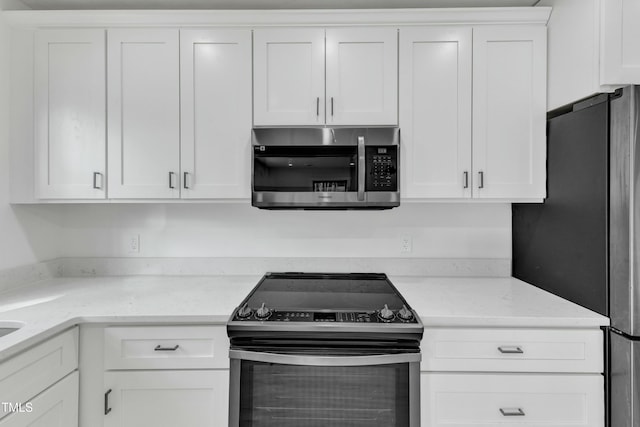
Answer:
[104, 325, 228, 370]
[421, 373, 604, 427]
[421, 328, 603, 373]
[0, 327, 79, 419]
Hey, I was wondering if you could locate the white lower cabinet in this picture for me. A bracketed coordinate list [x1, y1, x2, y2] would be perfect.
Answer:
[420, 327, 605, 427]
[96, 325, 229, 427]
[0, 371, 79, 427]
[421, 373, 604, 427]
[103, 370, 228, 427]
[0, 327, 78, 421]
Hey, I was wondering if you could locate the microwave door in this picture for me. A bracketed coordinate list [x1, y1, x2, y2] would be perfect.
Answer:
[252, 145, 360, 207]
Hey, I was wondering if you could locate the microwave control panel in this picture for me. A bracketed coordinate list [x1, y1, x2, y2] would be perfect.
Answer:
[366, 146, 398, 191]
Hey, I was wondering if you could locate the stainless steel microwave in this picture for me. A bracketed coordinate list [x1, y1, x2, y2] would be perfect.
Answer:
[251, 127, 400, 209]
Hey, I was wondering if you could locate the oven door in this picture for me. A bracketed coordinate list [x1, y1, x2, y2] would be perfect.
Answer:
[228, 350, 420, 427]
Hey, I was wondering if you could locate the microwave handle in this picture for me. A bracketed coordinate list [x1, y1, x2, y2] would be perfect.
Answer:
[229, 349, 420, 366]
[358, 136, 366, 201]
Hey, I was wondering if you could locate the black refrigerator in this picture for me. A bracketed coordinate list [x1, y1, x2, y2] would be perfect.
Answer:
[513, 85, 640, 427]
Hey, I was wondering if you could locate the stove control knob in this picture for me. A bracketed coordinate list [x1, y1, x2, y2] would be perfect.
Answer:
[256, 303, 272, 319]
[236, 303, 252, 319]
[398, 305, 413, 321]
[379, 304, 395, 321]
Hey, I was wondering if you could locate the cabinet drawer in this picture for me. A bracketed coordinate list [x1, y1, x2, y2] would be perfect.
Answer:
[421, 373, 604, 427]
[421, 328, 603, 373]
[104, 325, 228, 370]
[0, 327, 78, 419]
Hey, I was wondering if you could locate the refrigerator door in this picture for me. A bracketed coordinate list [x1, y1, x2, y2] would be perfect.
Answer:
[513, 94, 609, 316]
[610, 86, 640, 336]
[610, 330, 640, 427]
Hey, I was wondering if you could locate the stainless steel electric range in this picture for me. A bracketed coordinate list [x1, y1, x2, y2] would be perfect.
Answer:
[227, 272, 423, 427]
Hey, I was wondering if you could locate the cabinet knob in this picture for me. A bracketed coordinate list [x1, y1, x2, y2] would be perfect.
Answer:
[463, 171, 469, 189]
[104, 389, 112, 415]
[169, 172, 176, 189]
[478, 171, 484, 189]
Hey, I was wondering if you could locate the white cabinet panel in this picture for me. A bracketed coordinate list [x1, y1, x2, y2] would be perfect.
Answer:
[601, 0, 640, 84]
[399, 27, 472, 198]
[253, 28, 325, 126]
[107, 29, 180, 199]
[326, 28, 398, 125]
[34, 29, 105, 199]
[421, 373, 604, 427]
[326, 27, 398, 125]
[0, 328, 78, 420]
[103, 370, 228, 427]
[0, 372, 79, 427]
[472, 26, 546, 199]
[180, 29, 252, 199]
[421, 328, 603, 373]
[104, 325, 229, 370]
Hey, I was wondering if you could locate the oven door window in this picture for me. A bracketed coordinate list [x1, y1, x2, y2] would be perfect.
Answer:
[238, 361, 409, 427]
[253, 146, 358, 193]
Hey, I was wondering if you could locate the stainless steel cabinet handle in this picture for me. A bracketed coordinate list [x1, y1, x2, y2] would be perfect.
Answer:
[183, 172, 190, 189]
[357, 136, 365, 202]
[331, 97, 334, 117]
[478, 171, 484, 189]
[500, 408, 525, 416]
[154, 344, 179, 351]
[316, 97, 320, 117]
[104, 389, 112, 415]
[93, 172, 102, 189]
[498, 346, 524, 354]
[463, 171, 469, 189]
[169, 172, 176, 189]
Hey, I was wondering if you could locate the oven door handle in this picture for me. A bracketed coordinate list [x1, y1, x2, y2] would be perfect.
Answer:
[229, 349, 421, 366]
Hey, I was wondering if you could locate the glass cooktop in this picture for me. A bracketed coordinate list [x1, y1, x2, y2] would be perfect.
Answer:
[243, 272, 407, 311]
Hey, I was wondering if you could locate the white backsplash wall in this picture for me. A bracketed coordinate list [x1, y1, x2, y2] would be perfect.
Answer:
[55, 202, 511, 259]
[0, 10, 62, 271]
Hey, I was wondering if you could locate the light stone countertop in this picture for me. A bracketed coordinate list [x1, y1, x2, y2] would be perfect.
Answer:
[0, 275, 609, 362]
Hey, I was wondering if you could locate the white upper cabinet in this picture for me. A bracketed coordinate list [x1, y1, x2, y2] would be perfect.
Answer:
[253, 28, 325, 126]
[472, 25, 546, 200]
[107, 29, 180, 199]
[253, 27, 398, 126]
[600, 0, 640, 84]
[325, 28, 398, 125]
[180, 29, 252, 199]
[34, 29, 106, 199]
[541, 0, 640, 110]
[399, 27, 472, 199]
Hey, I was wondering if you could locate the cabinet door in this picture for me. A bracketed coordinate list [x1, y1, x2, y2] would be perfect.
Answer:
[421, 373, 604, 427]
[601, 0, 640, 84]
[0, 372, 79, 427]
[103, 370, 228, 427]
[399, 27, 472, 198]
[253, 28, 325, 126]
[326, 27, 398, 125]
[180, 29, 251, 199]
[34, 29, 105, 199]
[107, 29, 180, 199]
[472, 26, 546, 199]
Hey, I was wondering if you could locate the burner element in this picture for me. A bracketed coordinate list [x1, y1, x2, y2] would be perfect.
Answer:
[378, 304, 395, 321]
[256, 302, 272, 319]
[237, 303, 252, 319]
[398, 305, 414, 321]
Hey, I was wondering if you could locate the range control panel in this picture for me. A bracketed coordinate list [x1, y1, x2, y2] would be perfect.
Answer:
[234, 306, 418, 324]
[366, 146, 398, 191]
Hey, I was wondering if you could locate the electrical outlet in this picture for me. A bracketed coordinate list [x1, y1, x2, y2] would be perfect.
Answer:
[127, 234, 140, 254]
[400, 236, 412, 253]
